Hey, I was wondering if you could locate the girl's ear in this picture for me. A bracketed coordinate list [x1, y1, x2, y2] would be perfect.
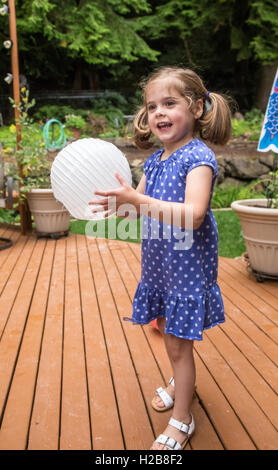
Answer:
[193, 99, 204, 119]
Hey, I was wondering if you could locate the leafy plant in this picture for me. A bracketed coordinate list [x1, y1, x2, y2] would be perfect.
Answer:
[65, 113, 86, 129]
[0, 208, 20, 224]
[211, 183, 263, 209]
[33, 104, 79, 122]
[9, 88, 50, 196]
[253, 154, 278, 208]
[231, 108, 264, 141]
[87, 112, 108, 137]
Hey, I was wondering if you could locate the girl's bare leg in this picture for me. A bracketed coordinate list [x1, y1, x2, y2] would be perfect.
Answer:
[151, 318, 195, 450]
[151, 318, 175, 409]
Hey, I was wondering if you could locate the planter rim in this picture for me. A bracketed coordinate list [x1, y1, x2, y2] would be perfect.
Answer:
[231, 199, 278, 216]
[27, 188, 53, 194]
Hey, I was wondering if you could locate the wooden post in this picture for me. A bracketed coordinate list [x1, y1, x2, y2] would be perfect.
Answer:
[8, 0, 32, 234]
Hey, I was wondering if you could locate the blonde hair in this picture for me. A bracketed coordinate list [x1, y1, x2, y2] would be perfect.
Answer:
[133, 66, 232, 149]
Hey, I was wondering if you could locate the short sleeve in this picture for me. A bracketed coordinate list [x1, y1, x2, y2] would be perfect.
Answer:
[179, 141, 218, 180]
[143, 150, 160, 176]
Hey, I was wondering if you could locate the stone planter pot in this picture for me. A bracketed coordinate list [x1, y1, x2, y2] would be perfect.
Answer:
[69, 128, 81, 139]
[231, 199, 278, 279]
[27, 189, 70, 237]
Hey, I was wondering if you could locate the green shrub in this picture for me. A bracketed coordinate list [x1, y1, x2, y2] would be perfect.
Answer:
[65, 114, 86, 129]
[232, 108, 264, 141]
[211, 183, 263, 209]
[0, 208, 20, 224]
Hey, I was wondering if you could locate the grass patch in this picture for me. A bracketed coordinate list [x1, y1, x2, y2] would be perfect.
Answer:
[70, 216, 141, 244]
[69, 210, 246, 258]
[0, 210, 246, 258]
[213, 209, 246, 258]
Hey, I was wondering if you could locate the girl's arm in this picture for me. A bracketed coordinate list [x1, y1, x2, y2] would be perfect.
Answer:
[135, 174, 146, 195]
[89, 167, 212, 230]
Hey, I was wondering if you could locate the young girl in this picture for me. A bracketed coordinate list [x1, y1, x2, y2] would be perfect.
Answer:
[89, 66, 232, 450]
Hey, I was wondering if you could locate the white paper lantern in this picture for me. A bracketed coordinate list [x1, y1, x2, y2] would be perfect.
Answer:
[51, 138, 132, 220]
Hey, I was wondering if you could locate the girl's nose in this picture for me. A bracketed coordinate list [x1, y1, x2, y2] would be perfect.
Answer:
[155, 105, 165, 116]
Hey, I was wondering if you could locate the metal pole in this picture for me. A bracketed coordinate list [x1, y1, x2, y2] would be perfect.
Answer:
[8, 0, 20, 148]
[8, 0, 31, 234]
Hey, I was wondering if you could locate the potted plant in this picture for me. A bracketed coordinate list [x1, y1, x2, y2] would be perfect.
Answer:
[10, 88, 70, 237]
[231, 155, 278, 280]
[64, 113, 86, 139]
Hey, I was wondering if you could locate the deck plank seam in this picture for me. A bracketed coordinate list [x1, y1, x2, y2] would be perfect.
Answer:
[96, 238, 156, 443]
[0, 230, 22, 271]
[222, 297, 278, 368]
[218, 318, 278, 394]
[195, 341, 259, 450]
[25, 239, 58, 450]
[219, 260, 278, 311]
[0, 236, 37, 340]
[111, 241, 169, 390]
[57, 237, 67, 450]
[219, 278, 278, 344]
[86, 237, 127, 450]
[204, 332, 278, 435]
[0, 238, 47, 430]
[221, 259, 278, 300]
[76, 235, 93, 450]
[0, 235, 31, 297]
[193, 347, 255, 450]
[219, 275, 278, 328]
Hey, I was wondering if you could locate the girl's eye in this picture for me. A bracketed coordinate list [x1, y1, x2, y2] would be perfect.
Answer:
[166, 100, 175, 107]
[147, 104, 156, 111]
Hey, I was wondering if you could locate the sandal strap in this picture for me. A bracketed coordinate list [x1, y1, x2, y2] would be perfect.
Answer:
[156, 387, 174, 408]
[155, 434, 182, 451]
[169, 377, 175, 387]
[169, 414, 195, 436]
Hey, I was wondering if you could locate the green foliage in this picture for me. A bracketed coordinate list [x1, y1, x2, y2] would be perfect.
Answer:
[254, 154, 278, 208]
[0, 209, 20, 225]
[9, 89, 50, 194]
[65, 114, 87, 129]
[15, 0, 158, 66]
[0, 125, 17, 150]
[33, 105, 82, 122]
[248, 0, 278, 64]
[231, 108, 264, 141]
[211, 183, 263, 209]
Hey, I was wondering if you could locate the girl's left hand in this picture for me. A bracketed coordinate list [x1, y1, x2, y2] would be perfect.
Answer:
[88, 172, 140, 218]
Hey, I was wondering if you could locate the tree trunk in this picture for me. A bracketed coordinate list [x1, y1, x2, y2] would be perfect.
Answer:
[183, 38, 195, 68]
[88, 70, 100, 90]
[256, 63, 278, 112]
[73, 66, 83, 90]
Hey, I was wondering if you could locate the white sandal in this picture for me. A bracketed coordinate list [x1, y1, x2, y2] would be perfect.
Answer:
[151, 378, 197, 412]
[151, 377, 175, 412]
[154, 414, 195, 450]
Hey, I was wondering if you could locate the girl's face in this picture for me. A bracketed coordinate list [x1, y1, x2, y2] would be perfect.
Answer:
[145, 77, 203, 156]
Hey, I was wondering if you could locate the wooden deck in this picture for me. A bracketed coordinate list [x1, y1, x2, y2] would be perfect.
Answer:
[0, 226, 277, 451]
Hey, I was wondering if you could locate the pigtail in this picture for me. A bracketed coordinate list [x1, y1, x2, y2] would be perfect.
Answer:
[198, 92, 232, 146]
[132, 106, 154, 150]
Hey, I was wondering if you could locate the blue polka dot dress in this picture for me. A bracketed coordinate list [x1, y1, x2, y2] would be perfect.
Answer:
[131, 138, 225, 341]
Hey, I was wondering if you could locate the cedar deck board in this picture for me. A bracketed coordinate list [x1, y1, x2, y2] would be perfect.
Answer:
[0, 229, 277, 450]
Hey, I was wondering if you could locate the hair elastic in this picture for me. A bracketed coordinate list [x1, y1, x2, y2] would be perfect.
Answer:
[205, 91, 212, 112]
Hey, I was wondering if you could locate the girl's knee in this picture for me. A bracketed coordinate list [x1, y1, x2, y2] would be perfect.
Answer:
[157, 317, 166, 334]
[166, 335, 193, 362]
